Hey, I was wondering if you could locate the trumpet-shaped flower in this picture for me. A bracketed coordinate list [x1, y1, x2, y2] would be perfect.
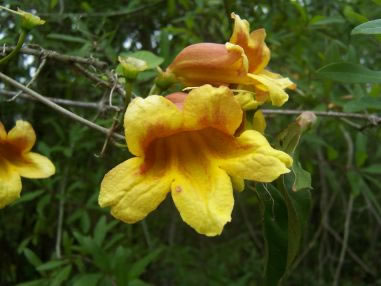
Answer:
[0, 121, 55, 208]
[167, 13, 295, 107]
[99, 85, 292, 236]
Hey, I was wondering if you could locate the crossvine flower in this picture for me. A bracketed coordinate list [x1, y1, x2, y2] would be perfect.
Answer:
[99, 85, 292, 236]
[167, 13, 295, 107]
[0, 121, 55, 208]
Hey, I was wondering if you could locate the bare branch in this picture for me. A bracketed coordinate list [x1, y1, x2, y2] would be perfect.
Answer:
[262, 109, 381, 125]
[2, 46, 108, 69]
[0, 72, 125, 141]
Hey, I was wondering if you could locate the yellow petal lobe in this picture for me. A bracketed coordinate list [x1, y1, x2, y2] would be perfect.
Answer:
[253, 110, 266, 134]
[183, 85, 243, 135]
[0, 158, 22, 208]
[7, 120, 36, 153]
[15, 152, 56, 179]
[220, 130, 293, 182]
[230, 13, 270, 73]
[99, 157, 172, 223]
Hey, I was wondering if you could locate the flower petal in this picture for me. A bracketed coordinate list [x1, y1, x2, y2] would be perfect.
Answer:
[183, 85, 243, 135]
[170, 134, 233, 236]
[220, 130, 293, 182]
[253, 110, 266, 134]
[247, 72, 291, 107]
[0, 158, 22, 208]
[15, 152, 55, 179]
[230, 176, 245, 192]
[230, 13, 270, 73]
[124, 95, 183, 156]
[99, 157, 172, 223]
[0, 122, 6, 140]
[167, 43, 248, 86]
[7, 120, 36, 153]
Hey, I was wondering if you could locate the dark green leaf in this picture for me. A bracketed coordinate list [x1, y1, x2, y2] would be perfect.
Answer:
[36, 260, 69, 271]
[317, 62, 381, 83]
[352, 19, 381, 35]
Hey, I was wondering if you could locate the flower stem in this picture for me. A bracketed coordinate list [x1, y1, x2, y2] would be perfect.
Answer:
[0, 29, 28, 65]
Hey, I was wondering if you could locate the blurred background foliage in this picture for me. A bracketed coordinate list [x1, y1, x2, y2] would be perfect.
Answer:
[1, 0, 381, 285]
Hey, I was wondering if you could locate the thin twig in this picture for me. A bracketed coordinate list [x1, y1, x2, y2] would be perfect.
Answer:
[1, 90, 119, 111]
[332, 195, 355, 286]
[0, 72, 125, 141]
[55, 165, 69, 259]
[262, 109, 381, 124]
[8, 58, 47, 102]
[324, 224, 375, 277]
[2, 46, 107, 69]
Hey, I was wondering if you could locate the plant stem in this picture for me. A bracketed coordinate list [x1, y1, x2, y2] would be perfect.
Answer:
[0, 30, 27, 65]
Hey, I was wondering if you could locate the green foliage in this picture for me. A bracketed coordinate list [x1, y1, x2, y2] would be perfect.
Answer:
[1, 0, 381, 285]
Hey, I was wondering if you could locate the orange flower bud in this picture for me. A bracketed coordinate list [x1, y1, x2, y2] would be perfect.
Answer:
[167, 43, 248, 86]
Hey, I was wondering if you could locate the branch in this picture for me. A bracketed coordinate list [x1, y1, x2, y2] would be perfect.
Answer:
[2, 46, 108, 69]
[1, 90, 118, 111]
[0, 72, 124, 141]
[262, 109, 381, 124]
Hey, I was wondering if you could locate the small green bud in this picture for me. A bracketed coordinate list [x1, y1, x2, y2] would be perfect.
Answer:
[18, 8, 45, 30]
[0, 6, 45, 31]
[118, 56, 148, 80]
[154, 69, 177, 90]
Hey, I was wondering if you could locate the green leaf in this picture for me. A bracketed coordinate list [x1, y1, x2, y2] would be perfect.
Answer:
[317, 62, 381, 83]
[355, 133, 368, 167]
[73, 274, 103, 286]
[50, 265, 72, 286]
[342, 96, 381, 112]
[362, 164, 381, 174]
[292, 162, 312, 191]
[352, 19, 381, 35]
[36, 260, 69, 271]
[258, 181, 312, 286]
[12, 190, 45, 205]
[120, 51, 164, 69]
[309, 15, 345, 26]
[128, 247, 163, 280]
[258, 184, 288, 286]
[23, 248, 42, 268]
[346, 170, 361, 197]
[16, 279, 48, 286]
[47, 33, 88, 43]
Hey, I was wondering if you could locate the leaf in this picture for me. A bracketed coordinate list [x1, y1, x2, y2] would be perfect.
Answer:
[257, 184, 288, 286]
[346, 170, 361, 197]
[120, 51, 164, 69]
[36, 260, 69, 271]
[355, 133, 368, 167]
[128, 247, 164, 280]
[317, 62, 381, 83]
[50, 265, 72, 286]
[12, 190, 45, 205]
[342, 96, 381, 112]
[258, 180, 312, 286]
[309, 16, 345, 26]
[352, 19, 381, 35]
[73, 274, 103, 286]
[292, 162, 312, 192]
[362, 164, 381, 174]
[16, 279, 48, 286]
[47, 33, 88, 43]
[23, 248, 42, 268]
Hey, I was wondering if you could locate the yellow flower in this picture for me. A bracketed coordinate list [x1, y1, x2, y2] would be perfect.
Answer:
[99, 85, 292, 236]
[0, 121, 55, 208]
[167, 13, 295, 107]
